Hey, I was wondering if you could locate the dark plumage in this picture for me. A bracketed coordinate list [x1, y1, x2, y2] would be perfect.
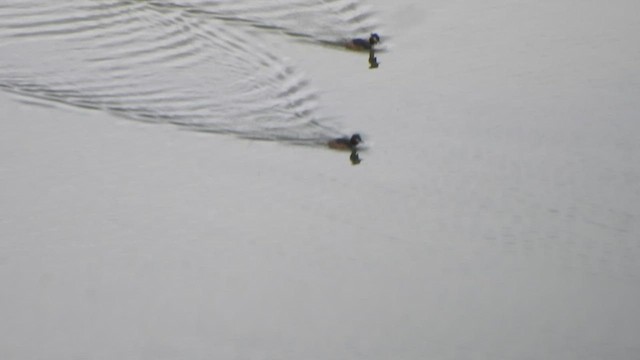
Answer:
[328, 134, 363, 150]
[346, 33, 380, 51]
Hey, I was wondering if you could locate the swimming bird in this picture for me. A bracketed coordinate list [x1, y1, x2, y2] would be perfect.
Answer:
[328, 133, 363, 150]
[346, 33, 380, 51]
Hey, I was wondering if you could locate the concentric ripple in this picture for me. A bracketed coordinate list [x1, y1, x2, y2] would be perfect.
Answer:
[0, 0, 379, 144]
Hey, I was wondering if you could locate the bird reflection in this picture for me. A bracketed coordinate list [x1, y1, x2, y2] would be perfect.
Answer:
[349, 150, 362, 165]
[368, 49, 379, 69]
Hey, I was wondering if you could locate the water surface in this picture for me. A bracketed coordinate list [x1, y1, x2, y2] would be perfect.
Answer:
[0, 0, 378, 143]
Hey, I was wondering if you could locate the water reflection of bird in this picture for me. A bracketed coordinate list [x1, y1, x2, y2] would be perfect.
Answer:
[349, 150, 362, 165]
[346, 33, 380, 51]
[328, 133, 363, 150]
[368, 49, 379, 68]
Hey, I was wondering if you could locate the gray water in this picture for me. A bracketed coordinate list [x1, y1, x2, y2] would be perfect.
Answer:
[2, 1, 640, 359]
[0, 0, 378, 143]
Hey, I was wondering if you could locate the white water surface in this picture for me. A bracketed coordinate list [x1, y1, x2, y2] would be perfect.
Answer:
[1, 0, 639, 359]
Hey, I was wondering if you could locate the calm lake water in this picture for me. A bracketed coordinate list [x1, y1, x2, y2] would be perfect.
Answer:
[2, 1, 639, 359]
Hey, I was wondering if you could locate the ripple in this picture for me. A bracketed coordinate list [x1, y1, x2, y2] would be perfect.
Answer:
[0, 0, 379, 144]
[174, 0, 379, 43]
